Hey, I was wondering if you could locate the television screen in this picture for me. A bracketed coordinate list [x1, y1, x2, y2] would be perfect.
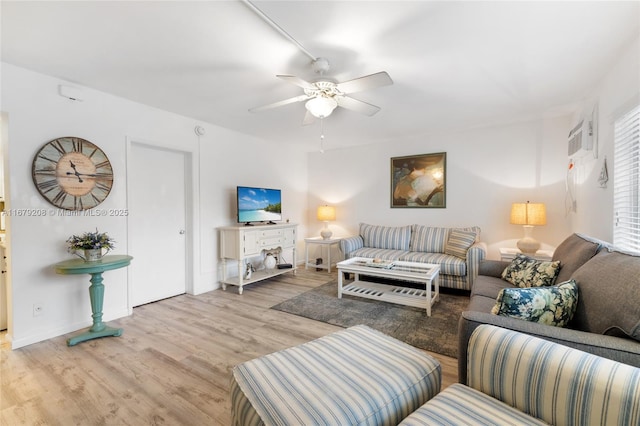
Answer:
[237, 186, 282, 224]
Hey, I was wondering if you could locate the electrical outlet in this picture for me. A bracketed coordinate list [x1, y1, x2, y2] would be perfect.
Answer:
[33, 303, 43, 317]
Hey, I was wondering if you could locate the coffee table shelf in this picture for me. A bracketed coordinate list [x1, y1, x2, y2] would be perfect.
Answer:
[337, 257, 440, 316]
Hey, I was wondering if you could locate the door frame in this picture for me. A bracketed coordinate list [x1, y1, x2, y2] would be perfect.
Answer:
[125, 138, 196, 313]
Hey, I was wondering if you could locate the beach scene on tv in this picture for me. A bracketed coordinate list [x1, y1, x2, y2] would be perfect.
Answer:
[237, 187, 282, 223]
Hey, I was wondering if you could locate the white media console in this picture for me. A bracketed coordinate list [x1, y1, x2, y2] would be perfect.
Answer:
[218, 223, 297, 294]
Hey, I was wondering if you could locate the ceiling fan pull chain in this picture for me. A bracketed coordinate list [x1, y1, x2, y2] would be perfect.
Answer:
[320, 118, 325, 153]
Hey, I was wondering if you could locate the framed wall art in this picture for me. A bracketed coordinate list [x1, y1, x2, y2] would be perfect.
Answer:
[391, 152, 446, 208]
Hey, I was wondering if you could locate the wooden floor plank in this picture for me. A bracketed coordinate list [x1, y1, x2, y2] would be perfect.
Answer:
[1, 269, 459, 424]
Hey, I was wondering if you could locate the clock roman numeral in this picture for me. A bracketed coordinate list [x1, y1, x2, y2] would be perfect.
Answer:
[86, 147, 98, 158]
[95, 182, 112, 193]
[37, 179, 59, 193]
[37, 154, 59, 164]
[52, 190, 67, 205]
[50, 139, 68, 156]
[95, 160, 111, 170]
[33, 169, 56, 176]
[72, 138, 83, 152]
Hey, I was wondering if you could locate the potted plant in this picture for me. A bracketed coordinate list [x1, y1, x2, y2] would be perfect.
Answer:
[67, 229, 115, 262]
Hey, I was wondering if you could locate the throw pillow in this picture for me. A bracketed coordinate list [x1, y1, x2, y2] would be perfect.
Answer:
[501, 253, 561, 288]
[491, 280, 579, 327]
[444, 229, 477, 259]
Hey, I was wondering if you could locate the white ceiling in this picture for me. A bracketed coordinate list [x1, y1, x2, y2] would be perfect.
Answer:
[2, 1, 639, 151]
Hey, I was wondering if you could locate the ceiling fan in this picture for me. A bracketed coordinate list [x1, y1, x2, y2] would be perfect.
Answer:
[249, 57, 393, 125]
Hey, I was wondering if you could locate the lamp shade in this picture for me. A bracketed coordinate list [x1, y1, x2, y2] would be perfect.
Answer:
[317, 205, 336, 222]
[305, 97, 338, 118]
[510, 202, 546, 226]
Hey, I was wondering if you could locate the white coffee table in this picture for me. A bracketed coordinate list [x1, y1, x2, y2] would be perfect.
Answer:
[337, 257, 440, 316]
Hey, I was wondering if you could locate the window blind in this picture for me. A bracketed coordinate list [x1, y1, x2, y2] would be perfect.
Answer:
[613, 104, 640, 252]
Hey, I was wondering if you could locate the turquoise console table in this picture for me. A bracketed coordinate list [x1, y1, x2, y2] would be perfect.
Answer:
[54, 255, 133, 346]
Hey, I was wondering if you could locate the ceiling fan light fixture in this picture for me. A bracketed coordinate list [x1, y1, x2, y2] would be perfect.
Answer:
[305, 96, 338, 118]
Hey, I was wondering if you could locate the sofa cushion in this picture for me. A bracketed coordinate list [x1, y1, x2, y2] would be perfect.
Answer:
[553, 233, 602, 283]
[399, 383, 547, 425]
[400, 252, 467, 276]
[501, 254, 561, 288]
[470, 275, 515, 299]
[571, 249, 640, 341]
[444, 229, 477, 259]
[349, 248, 408, 261]
[491, 280, 578, 327]
[410, 225, 449, 253]
[360, 223, 411, 251]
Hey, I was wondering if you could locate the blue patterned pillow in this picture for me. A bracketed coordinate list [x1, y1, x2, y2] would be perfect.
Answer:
[491, 280, 578, 327]
[501, 253, 561, 288]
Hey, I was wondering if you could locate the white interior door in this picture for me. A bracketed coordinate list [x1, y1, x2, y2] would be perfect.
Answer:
[129, 143, 187, 307]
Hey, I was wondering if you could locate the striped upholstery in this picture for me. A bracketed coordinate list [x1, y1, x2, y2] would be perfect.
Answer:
[340, 225, 485, 290]
[410, 226, 449, 253]
[444, 229, 478, 258]
[360, 223, 412, 250]
[402, 324, 640, 425]
[231, 325, 441, 426]
[340, 235, 364, 255]
[350, 247, 408, 261]
[399, 383, 548, 425]
[467, 325, 640, 426]
[399, 252, 466, 276]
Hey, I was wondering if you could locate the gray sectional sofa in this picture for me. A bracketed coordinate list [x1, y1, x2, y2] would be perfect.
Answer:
[458, 233, 640, 383]
[340, 223, 486, 291]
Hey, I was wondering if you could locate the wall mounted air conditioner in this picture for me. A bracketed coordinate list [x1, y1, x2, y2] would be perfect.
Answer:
[568, 118, 593, 157]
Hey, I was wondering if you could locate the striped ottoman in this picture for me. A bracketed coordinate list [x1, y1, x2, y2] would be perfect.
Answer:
[230, 325, 441, 426]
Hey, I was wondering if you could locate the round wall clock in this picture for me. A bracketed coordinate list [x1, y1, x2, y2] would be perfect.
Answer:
[32, 137, 114, 210]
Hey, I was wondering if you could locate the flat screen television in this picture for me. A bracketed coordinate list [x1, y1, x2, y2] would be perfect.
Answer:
[236, 186, 282, 225]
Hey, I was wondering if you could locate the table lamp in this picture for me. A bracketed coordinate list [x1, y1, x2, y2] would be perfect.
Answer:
[510, 201, 546, 254]
[317, 205, 336, 239]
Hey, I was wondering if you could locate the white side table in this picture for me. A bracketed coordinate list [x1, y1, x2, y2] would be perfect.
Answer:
[305, 237, 341, 273]
[499, 247, 554, 262]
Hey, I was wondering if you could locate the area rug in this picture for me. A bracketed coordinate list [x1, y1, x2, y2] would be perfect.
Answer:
[271, 280, 469, 358]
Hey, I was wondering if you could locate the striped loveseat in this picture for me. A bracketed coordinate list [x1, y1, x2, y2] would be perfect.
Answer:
[340, 223, 486, 290]
[401, 324, 640, 425]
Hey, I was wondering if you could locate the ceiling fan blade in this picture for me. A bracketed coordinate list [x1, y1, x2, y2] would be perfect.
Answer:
[276, 75, 317, 90]
[249, 94, 311, 113]
[336, 96, 381, 116]
[302, 110, 316, 126]
[336, 71, 393, 94]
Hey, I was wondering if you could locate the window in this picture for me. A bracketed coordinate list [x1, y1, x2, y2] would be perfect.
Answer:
[613, 104, 640, 252]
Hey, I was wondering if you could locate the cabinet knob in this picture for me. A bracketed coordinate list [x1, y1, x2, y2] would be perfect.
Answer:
[179, 230, 185, 235]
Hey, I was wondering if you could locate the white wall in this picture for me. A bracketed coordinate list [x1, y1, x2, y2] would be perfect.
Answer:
[1, 63, 308, 348]
[569, 35, 640, 241]
[308, 115, 572, 260]
[307, 36, 640, 260]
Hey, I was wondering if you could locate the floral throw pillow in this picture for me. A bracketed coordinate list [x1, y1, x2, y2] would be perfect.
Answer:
[491, 280, 579, 327]
[501, 253, 561, 288]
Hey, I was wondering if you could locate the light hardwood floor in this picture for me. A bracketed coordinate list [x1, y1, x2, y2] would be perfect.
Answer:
[0, 269, 458, 425]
